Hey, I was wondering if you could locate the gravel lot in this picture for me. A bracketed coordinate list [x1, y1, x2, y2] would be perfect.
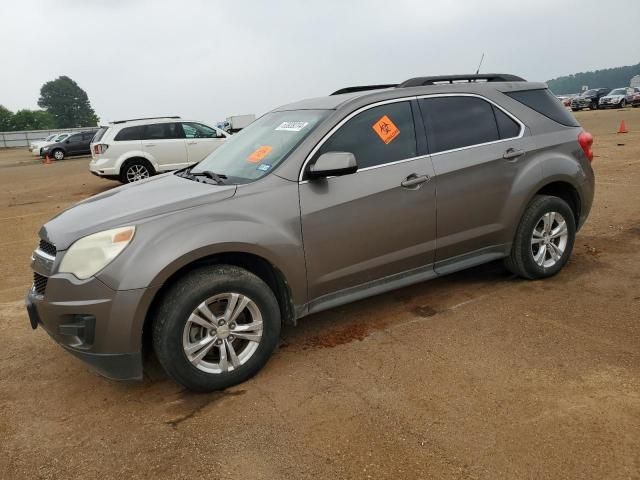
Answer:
[1, 109, 639, 479]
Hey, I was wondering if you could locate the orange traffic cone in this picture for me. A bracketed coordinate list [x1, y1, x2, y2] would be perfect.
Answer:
[617, 120, 628, 134]
[43, 154, 52, 164]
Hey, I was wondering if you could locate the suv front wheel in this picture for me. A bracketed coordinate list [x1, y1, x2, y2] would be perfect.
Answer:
[120, 159, 154, 184]
[505, 195, 576, 279]
[152, 265, 281, 392]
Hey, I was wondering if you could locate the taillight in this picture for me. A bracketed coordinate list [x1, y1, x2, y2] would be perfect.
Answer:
[93, 144, 109, 155]
[578, 131, 594, 162]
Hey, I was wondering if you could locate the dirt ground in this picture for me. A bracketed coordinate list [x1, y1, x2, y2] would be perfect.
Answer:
[1, 108, 639, 479]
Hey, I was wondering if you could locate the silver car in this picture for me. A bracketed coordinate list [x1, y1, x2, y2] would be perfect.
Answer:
[27, 73, 595, 391]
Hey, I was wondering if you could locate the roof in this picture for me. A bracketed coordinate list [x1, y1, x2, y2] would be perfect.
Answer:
[275, 74, 546, 112]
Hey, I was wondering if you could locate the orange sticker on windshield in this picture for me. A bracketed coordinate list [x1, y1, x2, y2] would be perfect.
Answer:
[248, 145, 273, 163]
[372, 115, 400, 144]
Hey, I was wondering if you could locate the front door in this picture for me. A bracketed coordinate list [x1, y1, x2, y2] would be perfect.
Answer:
[181, 122, 227, 164]
[299, 100, 436, 301]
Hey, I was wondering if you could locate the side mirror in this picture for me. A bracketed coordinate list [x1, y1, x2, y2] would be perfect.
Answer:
[65, 140, 70, 144]
[308, 152, 358, 179]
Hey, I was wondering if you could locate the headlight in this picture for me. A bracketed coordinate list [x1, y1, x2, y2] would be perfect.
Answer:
[59, 226, 135, 279]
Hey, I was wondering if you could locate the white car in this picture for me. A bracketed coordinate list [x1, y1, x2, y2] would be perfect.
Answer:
[30, 133, 72, 156]
[89, 117, 229, 183]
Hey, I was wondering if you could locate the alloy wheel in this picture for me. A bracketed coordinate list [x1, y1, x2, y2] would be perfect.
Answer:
[530, 211, 569, 268]
[126, 164, 150, 182]
[182, 293, 264, 374]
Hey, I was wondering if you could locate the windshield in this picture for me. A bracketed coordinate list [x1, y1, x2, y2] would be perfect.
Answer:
[582, 89, 597, 96]
[54, 134, 69, 142]
[609, 88, 626, 96]
[45, 134, 56, 141]
[190, 110, 330, 183]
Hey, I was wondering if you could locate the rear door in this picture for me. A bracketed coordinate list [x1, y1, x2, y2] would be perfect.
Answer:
[299, 99, 437, 301]
[418, 94, 531, 270]
[141, 122, 188, 171]
[64, 133, 84, 155]
[181, 122, 227, 164]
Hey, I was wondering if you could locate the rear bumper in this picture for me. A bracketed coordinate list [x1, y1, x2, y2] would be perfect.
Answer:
[90, 158, 119, 177]
[25, 273, 147, 381]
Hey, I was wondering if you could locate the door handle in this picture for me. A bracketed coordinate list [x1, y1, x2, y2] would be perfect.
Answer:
[503, 148, 525, 160]
[401, 174, 430, 188]
[144, 144, 156, 147]
[187, 141, 198, 145]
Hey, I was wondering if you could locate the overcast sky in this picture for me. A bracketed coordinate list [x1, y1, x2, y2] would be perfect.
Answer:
[1, 0, 638, 124]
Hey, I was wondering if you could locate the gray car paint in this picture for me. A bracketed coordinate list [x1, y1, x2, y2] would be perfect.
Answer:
[27, 80, 595, 381]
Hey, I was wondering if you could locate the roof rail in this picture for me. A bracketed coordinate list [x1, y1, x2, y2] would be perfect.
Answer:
[398, 74, 526, 88]
[331, 84, 397, 96]
[111, 116, 181, 124]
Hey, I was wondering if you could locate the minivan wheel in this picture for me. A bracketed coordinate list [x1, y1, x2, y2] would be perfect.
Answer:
[505, 195, 576, 280]
[152, 265, 281, 392]
[52, 149, 65, 160]
[121, 160, 153, 184]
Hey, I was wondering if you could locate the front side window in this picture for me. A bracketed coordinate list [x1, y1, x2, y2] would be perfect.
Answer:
[190, 109, 329, 183]
[67, 134, 82, 143]
[315, 101, 416, 170]
[182, 122, 223, 139]
[419, 96, 500, 153]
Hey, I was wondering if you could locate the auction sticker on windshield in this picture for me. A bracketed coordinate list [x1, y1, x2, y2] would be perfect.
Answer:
[275, 122, 309, 132]
[248, 145, 273, 163]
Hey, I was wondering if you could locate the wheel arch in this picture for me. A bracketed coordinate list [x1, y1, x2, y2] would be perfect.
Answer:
[534, 180, 581, 226]
[141, 251, 296, 357]
[116, 152, 158, 174]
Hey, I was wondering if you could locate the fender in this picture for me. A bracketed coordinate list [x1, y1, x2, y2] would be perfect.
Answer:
[115, 150, 158, 173]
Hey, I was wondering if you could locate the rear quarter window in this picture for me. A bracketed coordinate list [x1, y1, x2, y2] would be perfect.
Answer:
[505, 89, 580, 127]
[92, 127, 108, 142]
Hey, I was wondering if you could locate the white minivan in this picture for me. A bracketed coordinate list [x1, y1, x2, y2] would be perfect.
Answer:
[89, 117, 229, 183]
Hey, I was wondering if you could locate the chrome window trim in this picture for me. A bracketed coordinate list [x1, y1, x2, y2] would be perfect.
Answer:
[298, 93, 526, 182]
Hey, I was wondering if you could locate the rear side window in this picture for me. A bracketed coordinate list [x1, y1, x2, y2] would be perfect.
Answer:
[142, 123, 182, 140]
[182, 122, 223, 138]
[92, 127, 108, 142]
[505, 89, 580, 127]
[492, 106, 521, 139]
[419, 96, 499, 153]
[114, 126, 143, 141]
[316, 101, 416, 169]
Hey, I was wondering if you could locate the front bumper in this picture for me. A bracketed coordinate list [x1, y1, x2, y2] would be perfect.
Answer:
[25, 271, 147, 381]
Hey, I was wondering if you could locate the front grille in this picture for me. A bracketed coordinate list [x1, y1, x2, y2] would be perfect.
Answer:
[39, 239, 56, 257]
[33, 272, 48, 295]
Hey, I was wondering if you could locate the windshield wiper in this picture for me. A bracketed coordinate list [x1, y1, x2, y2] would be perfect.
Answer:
[191, 171, 227, 184]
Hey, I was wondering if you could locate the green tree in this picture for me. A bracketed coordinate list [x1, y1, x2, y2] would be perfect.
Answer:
[11, 109, 56, 131]
[38, 76, 99, 128]
[0, 105, 14, 131]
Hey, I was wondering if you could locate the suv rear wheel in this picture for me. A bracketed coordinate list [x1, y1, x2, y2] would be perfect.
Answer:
[121, 159, 154, 184]
[505, 195, 576, 279]
[152, 265, 281, 392]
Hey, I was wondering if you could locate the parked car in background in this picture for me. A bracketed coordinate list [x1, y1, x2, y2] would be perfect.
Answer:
[571, 88, 610, 111]
[632, 90, 640, 108]
[40, 131, 96, 160]
[29, 134, 58, 153]
[27, 73, 595, 391]
[599, 87, 639, 109]
[33, 132, 72, 156]
[89, 117, 229, 183]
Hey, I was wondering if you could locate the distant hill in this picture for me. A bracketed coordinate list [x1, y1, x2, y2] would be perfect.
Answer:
[546, 63, 640, 94]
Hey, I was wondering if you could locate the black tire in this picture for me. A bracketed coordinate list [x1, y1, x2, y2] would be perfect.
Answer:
[119, 158, 154, 184]
[152, 265, 281, 392]
[619, 100, 626, 108]
[52, 149, 65, 161]
[505, 195, 576, 280]
[571, 108, 579, 112]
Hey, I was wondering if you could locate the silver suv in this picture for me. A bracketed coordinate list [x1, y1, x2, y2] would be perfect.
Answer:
[26, 74, 595, 391]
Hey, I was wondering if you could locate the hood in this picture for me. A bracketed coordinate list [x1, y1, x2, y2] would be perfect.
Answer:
[40, 173, 236, 250]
